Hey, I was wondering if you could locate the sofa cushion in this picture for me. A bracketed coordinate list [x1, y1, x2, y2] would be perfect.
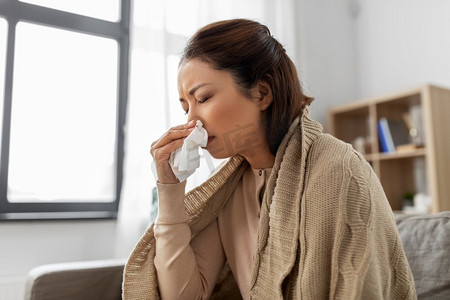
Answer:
[395, 212, 450, 300]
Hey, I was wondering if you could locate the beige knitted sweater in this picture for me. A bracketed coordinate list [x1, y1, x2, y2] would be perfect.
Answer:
[122, 111, 416, 299]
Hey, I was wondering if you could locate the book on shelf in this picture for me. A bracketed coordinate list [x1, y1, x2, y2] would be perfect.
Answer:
[378, 118, 393, 152]
[377, 117, 410, 153]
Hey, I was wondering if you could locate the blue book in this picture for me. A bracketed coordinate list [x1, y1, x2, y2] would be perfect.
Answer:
[378, 118, 395, 153]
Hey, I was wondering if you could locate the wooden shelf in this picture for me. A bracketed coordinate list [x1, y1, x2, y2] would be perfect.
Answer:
[364, 148, 426, 161]
[377, 148, 427, 160]
[328, 84, 450, 213]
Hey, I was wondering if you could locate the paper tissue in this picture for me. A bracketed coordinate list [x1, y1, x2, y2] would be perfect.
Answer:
[168, 120, 208, 182]
[151, 120, 208, 183]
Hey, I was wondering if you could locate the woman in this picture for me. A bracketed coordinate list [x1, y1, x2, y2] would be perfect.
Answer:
[123, 19, 416, 299]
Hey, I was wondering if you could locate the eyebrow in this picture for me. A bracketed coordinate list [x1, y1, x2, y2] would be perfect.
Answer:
[179, 83, 212, 102]
[188, 83, 211, 95]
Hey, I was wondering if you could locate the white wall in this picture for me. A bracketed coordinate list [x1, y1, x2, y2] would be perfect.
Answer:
[355, 0, 450, 98]
[298, 0, 450, 127]
[297, 0, 358, 129]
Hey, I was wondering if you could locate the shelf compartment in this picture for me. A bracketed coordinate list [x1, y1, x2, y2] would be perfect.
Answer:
[328, 84, 450, 213]
[328, 105, 372, 154]
[379, 156, 427, 211]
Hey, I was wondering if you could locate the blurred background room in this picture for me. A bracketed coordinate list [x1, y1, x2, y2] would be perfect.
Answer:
[0, 0, 449, 298]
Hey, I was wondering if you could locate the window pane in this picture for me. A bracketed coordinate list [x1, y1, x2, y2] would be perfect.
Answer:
[0, 18, 7, 159]
[20, 0, 120, 22]
[9, 22, 118, 202]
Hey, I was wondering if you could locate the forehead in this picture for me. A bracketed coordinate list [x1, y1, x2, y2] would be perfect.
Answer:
[177, 59, 232, 92]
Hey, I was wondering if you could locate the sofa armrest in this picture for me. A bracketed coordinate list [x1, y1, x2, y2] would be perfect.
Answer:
[24, 259, 126, 300]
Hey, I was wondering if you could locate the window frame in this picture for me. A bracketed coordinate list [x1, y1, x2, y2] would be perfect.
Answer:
[0, 0, 130, 220]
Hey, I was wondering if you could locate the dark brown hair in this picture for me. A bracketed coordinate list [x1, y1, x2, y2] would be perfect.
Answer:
[180, 19, 314, 155]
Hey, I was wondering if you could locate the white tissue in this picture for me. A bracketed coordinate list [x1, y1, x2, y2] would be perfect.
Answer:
[168, 120, 208, 182]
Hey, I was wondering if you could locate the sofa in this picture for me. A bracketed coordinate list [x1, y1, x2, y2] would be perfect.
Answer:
[24, 259, 125, 300]
[24, 212, 450, 300]
[394, 212, 450, 299]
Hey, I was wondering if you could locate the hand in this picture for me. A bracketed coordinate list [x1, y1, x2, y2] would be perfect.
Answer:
[150, 120, 196, 184]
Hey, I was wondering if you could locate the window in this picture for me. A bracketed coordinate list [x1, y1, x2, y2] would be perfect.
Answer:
[20, 0, 120, 22]
[0, 18, 6, 154]
[0, 0, 130, 220]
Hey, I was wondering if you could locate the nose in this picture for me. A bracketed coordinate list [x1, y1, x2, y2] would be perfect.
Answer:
[186, 112, 195, 124]
[186, 107, 199, 125]
[186, 110, 206, 131]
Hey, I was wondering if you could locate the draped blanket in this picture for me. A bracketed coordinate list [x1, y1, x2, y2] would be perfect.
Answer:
[123, 111, 416, 299]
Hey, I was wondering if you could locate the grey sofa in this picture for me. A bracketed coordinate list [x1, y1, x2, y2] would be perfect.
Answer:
[394, 212, 450, 299]
[25, 212, 450, 300]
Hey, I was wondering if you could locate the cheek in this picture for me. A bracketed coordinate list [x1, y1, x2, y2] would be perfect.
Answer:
[203, 101, 234, 128]
[203, 95, 259, 134]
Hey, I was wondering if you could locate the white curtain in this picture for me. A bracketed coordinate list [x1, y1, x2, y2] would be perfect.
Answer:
[115, 0, 301, 258]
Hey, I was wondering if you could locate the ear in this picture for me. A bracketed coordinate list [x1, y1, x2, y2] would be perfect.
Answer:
[256, 80, 273, 111]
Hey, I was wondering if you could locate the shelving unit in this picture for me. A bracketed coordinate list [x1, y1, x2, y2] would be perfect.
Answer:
[328, 84, 450, 213]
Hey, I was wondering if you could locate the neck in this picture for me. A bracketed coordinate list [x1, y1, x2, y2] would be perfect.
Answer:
[241, 146, 275, 169]
[239, 116, 275, 169]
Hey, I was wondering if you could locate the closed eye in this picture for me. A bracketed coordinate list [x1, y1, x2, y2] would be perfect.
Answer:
[181, 96, 212, 115]
[198, 96, 211, 104]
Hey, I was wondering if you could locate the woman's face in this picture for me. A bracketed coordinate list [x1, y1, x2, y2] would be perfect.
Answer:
[177, 58, 269, 159]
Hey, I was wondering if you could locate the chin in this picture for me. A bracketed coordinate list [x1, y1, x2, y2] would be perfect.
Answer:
[204, 148, 234, 160]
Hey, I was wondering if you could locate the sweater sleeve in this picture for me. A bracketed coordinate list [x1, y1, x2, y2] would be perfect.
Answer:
[334, 151, 416, 299]
[154, 181, 226, 300]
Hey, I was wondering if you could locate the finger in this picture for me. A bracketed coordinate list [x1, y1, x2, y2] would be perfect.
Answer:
[174, 119, 196, 130]
[151, 137, 185, 161]
[151, 129, 190, 153]
[152, 121, 196, 150]
[161, 120, 195, 133]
